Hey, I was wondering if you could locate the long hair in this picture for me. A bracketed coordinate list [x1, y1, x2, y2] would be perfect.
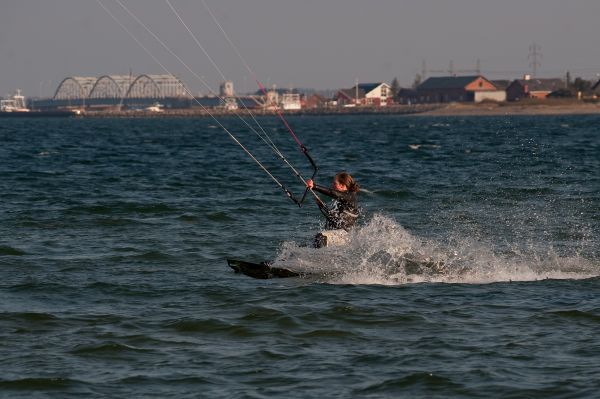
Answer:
[335, 172, 360, 193]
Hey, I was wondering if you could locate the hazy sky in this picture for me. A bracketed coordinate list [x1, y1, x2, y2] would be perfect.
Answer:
[2, 0, 600, 98]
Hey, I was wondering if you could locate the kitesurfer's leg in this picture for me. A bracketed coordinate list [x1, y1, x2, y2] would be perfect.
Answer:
[313, 232, 327, 248]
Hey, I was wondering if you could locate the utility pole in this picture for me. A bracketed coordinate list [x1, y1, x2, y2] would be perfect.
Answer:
[528, 43, 542, 78]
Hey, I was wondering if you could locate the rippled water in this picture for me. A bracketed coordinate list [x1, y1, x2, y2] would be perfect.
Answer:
[1, 114, 599, 398]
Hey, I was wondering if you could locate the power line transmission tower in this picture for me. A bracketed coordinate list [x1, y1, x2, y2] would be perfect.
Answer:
[425, 59, 481, 76]
[427, 60, 456, 76]
[528, 43, 542, 78]
[456, 59, 481, 75]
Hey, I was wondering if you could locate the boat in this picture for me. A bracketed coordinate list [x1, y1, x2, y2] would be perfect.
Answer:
[0, 89, 30, 113]
[144, 102, 164, 112]
[0, 89, 79, 118]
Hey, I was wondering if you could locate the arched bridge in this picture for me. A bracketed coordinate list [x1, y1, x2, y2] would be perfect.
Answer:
[53, 74, 190, 100]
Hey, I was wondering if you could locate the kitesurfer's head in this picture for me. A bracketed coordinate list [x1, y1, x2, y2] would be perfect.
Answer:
[334, 172, 359, 193]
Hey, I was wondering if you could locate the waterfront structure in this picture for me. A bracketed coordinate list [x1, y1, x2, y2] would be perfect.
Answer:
[33, 74, 191, 110]
[409, 75, 504, 104]
[506, 76, 565, 101]
[220, 81, 235, 97]
[337, 83, 391, 107]
[1, 89, 30, 112]
[54, 77, 97, 100]
[281, 93, 301, 110]
[54, 74, 189, 100]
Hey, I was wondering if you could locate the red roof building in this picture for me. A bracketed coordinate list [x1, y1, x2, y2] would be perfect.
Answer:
[506, 77, 565, 101]
[409, 75, 503, 103]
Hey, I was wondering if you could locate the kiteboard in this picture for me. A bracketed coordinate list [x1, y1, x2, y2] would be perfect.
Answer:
[228, 254, 446, 280]
[227, 259, 307, 279]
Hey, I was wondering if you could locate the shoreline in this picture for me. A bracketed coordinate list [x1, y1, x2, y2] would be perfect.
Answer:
[31, 101, 600, 119]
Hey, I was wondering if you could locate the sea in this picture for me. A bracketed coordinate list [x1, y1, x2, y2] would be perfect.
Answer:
[1, 113, 599, 398]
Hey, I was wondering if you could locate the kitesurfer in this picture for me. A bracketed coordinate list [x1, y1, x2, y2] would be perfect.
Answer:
[307, 172, 360, 247]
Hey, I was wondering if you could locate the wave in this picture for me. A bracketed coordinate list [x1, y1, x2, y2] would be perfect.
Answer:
[206, 211, 235, 222]
[272, 214, 599, 285]
[167, 318, 256, 337]
[70, 342, 150, 355]
[106, 250, 175, 262]
[0, 245, 26, 256]
[543, 310, 600, 324]
[0, 377, 76, 390]
[65, 202, 178, 216]
[1, 311, 59, 322]
[356, 372, 460, 393]
[295, 329, 361, 339]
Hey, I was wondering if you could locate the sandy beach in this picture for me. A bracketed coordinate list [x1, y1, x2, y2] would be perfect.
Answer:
[420, 101, 600, 117]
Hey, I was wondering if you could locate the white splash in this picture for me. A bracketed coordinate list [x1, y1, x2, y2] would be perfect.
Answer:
[272, 214, 599, 285]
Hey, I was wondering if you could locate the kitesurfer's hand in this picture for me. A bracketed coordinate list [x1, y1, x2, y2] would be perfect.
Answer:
[306, 179, 314, 189]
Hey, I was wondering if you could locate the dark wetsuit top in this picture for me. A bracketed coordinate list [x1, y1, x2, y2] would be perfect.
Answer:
[313, 184, 359, 230]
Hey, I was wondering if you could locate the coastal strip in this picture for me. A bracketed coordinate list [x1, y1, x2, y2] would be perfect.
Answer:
[78, 102, 600, 118]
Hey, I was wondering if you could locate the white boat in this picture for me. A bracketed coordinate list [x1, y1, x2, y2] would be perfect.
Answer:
[0, 89, 30, 112]
[144, 102, 164, 112]
[0, 89, 78, 118]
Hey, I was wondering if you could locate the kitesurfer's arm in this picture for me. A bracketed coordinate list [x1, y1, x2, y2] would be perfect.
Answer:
[307, 179, 335, 221]
[306, 179, 344, 200]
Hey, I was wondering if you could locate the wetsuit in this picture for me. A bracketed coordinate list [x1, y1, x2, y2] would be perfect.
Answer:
[312, 184, 359, 231]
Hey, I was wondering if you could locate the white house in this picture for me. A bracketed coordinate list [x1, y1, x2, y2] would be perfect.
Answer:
[337, 82, 391, 106]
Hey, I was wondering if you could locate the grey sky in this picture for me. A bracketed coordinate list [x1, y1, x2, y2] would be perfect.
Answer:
[1, 0, 599, 98]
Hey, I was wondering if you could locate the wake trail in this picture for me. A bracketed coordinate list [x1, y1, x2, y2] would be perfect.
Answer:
[272, 214, 599, 285]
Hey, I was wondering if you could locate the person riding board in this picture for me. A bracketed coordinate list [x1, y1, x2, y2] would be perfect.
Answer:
[306, 172, 360, 247]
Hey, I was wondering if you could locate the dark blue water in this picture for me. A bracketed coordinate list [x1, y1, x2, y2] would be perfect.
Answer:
[1, 114, 599, 398]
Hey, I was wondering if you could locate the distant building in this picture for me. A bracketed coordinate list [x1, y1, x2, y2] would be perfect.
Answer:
[235, 96, 263, 109]
[220, 81, 234, 97]
[337, 82, 391, 106]
[407, 75, 504, 103]
[264, 89, 279, 110]
[589, 79, 600, 98]
[491, 80, 511, 91]
[304, 93, 327, 109]
[191, 96, 222, 108]
[396, 88, 418, 105]
[506, 76, 565, 101]
[281, 93, 301, 110]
